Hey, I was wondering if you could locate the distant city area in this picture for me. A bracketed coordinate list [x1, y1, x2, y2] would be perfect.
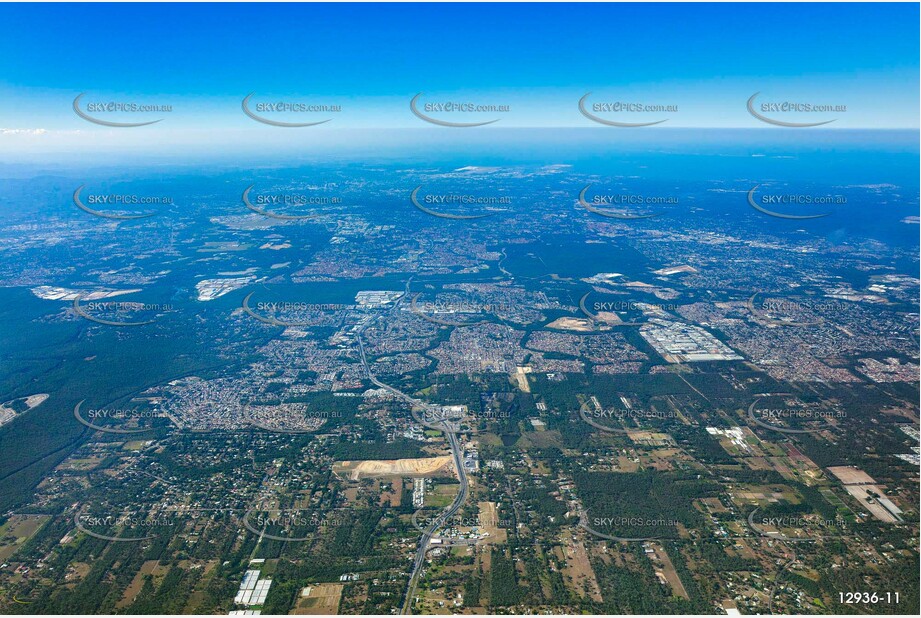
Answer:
[0, 153, 917, 616]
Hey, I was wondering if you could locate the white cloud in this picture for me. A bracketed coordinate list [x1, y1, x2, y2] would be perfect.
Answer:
[0, 128, 49, 135]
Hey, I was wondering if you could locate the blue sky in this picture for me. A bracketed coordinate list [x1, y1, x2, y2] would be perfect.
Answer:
[0, 2, 918, 157]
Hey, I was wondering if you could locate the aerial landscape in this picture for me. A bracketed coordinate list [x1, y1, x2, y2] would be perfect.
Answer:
[0, 2, 918, 616]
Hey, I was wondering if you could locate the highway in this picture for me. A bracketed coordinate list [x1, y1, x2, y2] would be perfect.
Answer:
[353, 286, 470, 615]
[401, 429, 468, 614]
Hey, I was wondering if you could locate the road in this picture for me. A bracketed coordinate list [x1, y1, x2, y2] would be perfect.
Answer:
[353, 285, 470, 615]
[401, 429, 468, 614]
[768, 551, 797, 614]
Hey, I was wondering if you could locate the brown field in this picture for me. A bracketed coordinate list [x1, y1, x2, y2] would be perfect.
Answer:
[827, 466, 876, 485]
[768, 458, 797, 481]
[616, 456, 641, 472]
[559, 533, 602, 602]
[182, 560, 220, 612]
[476, 501, 507, 545]
[480, 545, 492, 573]
[293, 583, 343, 614]
[514, 366, 532, 393]
[477, 432, 505, 447]
[698, 497, 728, 514]
[628, 431, 673, 446]
[0, 514, 49, 562]
[117, 560, 159, 608]
[746, 456, 774, 471]
[544, 317, 596, 331]
[647, 543, 689, 600]
[732, 539, 758, 560]
[516, 430, 564, 449]
[67, 561, 92, 583]
[333, 456, 454, 480]
[530, 460, 551, 475]
[57, 455, 105, 471]
[380, 479, 403, 507]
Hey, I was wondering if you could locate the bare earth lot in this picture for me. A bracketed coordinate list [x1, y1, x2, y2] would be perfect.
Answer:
[333, 456, 454, 480]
